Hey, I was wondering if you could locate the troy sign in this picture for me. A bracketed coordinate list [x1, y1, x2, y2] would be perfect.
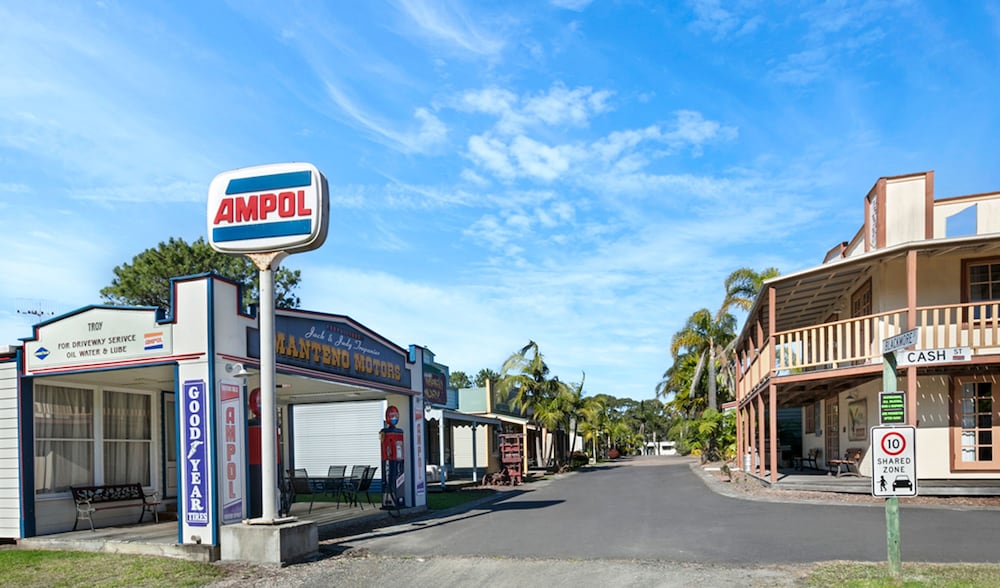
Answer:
[207, 162, 329, 254]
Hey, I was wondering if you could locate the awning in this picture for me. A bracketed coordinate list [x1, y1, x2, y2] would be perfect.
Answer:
[425, 408, 501, 428]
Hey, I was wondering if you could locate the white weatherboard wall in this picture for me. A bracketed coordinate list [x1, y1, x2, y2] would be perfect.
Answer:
[0, 358, 21, 539]
[291, 401, 385, 476]
[453, 425, 491, 470]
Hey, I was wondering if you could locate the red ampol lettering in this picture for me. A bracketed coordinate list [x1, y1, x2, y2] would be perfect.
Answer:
[278, 191, 296, 217]
[213, 198, 234, 224]
[259, 193, 278, 218]
[234, 195, 258, 222]
[296, 190, 312, 216]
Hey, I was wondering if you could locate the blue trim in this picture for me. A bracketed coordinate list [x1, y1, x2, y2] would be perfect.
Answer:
[206, 279, 219, 546]
[174, 365, 183, 546]
[212, 219, 312, 242]
[14, 350, 35, 538]
[225, 171, 312, 195]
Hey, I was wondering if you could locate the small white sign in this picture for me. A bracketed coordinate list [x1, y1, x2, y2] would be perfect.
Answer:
[882, 328, 919, 354]
[871, 426, 917, 497]
[895, 347, 973, 366]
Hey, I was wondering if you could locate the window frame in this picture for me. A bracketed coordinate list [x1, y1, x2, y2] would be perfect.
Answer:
[961, 257, 1000, 323]
[33, 382, 157, 497]
[950, 376, 1000, 472]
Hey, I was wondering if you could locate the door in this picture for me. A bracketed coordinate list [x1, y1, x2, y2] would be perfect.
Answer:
[824, 396, 839, 469]
[163, 392, 177, 498]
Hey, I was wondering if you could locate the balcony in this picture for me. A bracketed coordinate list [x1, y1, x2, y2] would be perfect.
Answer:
[736, 301, 1000, 402]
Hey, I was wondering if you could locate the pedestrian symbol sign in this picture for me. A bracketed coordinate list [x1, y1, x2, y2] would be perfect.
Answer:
[871, 426, 917, 497]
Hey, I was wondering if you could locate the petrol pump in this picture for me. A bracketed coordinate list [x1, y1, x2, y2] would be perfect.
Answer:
[380, 405, 405, 508]
[246, 387, 280, 518]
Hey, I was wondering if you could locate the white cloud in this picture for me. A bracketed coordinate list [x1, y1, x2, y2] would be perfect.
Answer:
[468, 134, 518, 179]
[455, 84, 615, 135]
[509, 136, 574, 181]
[396, 0, 506, 57]
[322, 82, 449, 154]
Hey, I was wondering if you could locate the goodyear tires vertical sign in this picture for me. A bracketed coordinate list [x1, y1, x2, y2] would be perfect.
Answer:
[181, 380, 210, 533]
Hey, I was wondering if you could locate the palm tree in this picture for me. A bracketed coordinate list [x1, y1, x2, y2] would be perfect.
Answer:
[496, 341, 567, 466]
[719, 266, 781, 316]
[561, 373, 597, 455]
[496, 340, 563, 416]
[670, 309, 736, 411]
[716, 266, 781, 403]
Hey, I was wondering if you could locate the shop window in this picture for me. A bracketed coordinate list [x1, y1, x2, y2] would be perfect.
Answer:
[34, 385, 94, 494]
[952, 378, 1000, 471]
[103, 391, 151, 485]
[34, 384, 153, 495]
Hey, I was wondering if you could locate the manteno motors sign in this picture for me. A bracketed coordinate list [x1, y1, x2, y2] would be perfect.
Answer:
[208, 162, 329, 254]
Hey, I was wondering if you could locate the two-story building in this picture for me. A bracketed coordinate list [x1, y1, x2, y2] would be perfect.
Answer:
[733, 171, 1000, 485]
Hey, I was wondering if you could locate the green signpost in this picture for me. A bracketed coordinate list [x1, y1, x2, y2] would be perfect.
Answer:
[878, 329, 918, 579]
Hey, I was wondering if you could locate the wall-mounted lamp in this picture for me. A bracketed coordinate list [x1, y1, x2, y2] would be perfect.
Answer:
[845, 393, 856, 401]
[225, 362, 250, 378]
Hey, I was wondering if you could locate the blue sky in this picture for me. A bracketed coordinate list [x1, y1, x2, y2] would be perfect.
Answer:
[2, 1, 999, 401]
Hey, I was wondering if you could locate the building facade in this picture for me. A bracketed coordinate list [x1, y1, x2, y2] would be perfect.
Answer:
[734, 171, 1000, 484]
[4, 273, 433, 545]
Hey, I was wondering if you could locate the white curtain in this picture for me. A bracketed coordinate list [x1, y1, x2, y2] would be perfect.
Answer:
[34, 385, 93, 494]
[104, 390, 151, 485]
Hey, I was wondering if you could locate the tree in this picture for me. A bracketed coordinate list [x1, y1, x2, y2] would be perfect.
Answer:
[719, 266, 781, 316]
[496, 341, 569, 467]
[670, 308, 736, 411]
[449, 371, 472, 389]
[101, 237, 302, 311]
[474, 368, 499, 388]
[561, 373, 596, 456]
[496, 341, 564, 417]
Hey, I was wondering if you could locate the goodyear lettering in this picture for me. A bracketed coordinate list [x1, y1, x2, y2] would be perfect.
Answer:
[212, 190, 312, 225]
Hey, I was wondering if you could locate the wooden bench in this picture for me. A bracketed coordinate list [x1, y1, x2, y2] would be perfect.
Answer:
[828, 447, 866, 478]
[70, 483, 161, 531]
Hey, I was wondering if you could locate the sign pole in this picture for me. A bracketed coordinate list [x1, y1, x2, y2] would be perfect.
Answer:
[882, 351, 902, 578]
[249, 252, 286, 522]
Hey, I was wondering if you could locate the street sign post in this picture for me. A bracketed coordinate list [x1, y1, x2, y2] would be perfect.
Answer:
[881, 328, 919, 354]
[872, 426, 917, 497]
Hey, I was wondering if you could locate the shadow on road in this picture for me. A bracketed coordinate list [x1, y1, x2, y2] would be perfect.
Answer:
[318, 491, 563, 558]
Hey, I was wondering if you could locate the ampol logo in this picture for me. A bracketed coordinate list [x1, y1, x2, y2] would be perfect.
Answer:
[207, 163, 329, 254]
[144, 331, 164, 351]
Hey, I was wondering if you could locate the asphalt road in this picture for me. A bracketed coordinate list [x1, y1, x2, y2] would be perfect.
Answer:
[339, 455, 1000, 564]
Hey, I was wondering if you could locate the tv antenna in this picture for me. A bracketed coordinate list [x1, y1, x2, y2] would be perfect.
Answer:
[15, 299, 56, 320]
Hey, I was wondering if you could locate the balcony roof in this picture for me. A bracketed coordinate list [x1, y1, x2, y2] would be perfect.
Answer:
[741, 233, 1000, 341]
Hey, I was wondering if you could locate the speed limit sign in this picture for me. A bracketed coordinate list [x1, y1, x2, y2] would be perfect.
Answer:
[871, 426, 917, 497]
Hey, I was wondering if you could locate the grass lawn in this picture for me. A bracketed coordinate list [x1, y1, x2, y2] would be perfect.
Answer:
[0, 549, 226, 588]
[4, 549, 1000, 587]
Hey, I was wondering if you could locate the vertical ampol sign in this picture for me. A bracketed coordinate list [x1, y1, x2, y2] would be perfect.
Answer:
[181, 380, 211, 529]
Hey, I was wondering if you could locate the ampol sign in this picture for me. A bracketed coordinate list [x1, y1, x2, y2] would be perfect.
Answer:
[208, 162, 329, 254]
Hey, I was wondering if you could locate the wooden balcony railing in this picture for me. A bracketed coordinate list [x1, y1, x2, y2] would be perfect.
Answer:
[735, 301, 1000, 402]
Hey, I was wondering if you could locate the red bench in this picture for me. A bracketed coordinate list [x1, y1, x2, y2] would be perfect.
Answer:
[70, 483, 161, 531]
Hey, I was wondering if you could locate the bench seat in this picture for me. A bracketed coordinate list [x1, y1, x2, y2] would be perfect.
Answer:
[70, 483, 161, 531]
